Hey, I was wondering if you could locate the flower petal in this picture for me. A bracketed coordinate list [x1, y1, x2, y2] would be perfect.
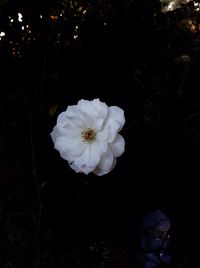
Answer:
[78, 99, 96, 116]
[65, 105, 78, 117]
[94, 149, 114, 175]
[54, 136, 87, 161]
[100, 106, 124, 143]
[73, 141, 107, 174]
[57, 111, 75, 127]
[109, 134, 125, 157]
[78, 99, 107, 118]
[78, 99, 108, 130]
[73, 146, 91, 174]
[69, 162, 82, 173]
[89, 141, 107, 166]
[59, 106, 89, 129]
[96, 128, 109, 142]
[50, 126, 60, 143]
[92, 167, 104, 176]
[91, 98, 108, 119]
[51, 124, 81, 143]
[101, 118, 119, 143]
[108, 106, 125, 131]
[93, 150, 116, 176]
[93, 158, 116, 176]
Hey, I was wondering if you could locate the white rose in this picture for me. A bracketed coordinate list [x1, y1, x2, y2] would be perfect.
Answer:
[50, 99, 125, 176]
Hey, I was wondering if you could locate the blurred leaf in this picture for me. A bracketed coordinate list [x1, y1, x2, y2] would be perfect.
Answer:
[0, 0, 8, 6]
[49, 104, 58, 117]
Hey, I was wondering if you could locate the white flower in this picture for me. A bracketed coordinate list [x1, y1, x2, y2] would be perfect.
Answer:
[50, 99, 125, 176]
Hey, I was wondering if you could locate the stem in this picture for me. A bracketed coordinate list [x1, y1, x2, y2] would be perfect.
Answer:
[40, 34, 50, 117]
[21, 90, 42, 265]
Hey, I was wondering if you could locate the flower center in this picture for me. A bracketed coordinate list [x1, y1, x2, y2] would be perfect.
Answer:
[81, 128, 96, 143]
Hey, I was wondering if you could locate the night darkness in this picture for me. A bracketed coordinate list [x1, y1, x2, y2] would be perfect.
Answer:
[0, 0, 200, 267]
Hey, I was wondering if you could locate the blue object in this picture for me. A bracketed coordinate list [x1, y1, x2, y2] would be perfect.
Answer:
[138, 210, 171, 268]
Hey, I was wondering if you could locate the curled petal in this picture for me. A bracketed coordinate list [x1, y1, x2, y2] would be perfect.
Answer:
[99, 106, 125, 143]
[54, 136, 87, 161]
[57, 112, 71, 127]
[57, 112, 67, 125]
[94, 158, 117, 176]
[91, 98, 108, 119]
[109, 134, 125, 157]
[62, 106, 90, 129]
[93, 167, 106, 176]
[51, 125, 80, 143]
[98, 149, 114, 171]
[101, 118, 120, 143]
[93, 150, 116, 176]
[78, 99, 96, 114]
[65, 105, 78, 117]
[78, 99, 108, 130]
[50, 126, 60, 143]
[69, 162, 82, 173]
[108, 106, 125, 131]
[78, 99, 108, 118]
[73, 141, 107, 174]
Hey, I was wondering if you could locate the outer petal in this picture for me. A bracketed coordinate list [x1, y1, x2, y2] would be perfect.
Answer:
[109, 134, 125, 157]
[89, 141, 107, 166]
[69, 162, 82, 173]
[50, 126, 60, 143]
[73, 141, 107, 174]
[97, 149, 114, 172]
[107, 106, 125, 130]
[100, 106, 125, 143]
[100, 118, 119, 143]
[73, 146, 91, 174]
[57, 111, 75, 128]
[51, 125, 81, 143]
[65, 105, 78, 117]
[54, 136, 87, 161]
[65, 105, 90, 128]
[91, 99, 108, 119]
[78, 99, 108, 130]
[58, 107, 89, 129]
[78, 99, 96, 115]
[92, 167, 105, 176]
[93, 158, 117, 176]
[78, 99, 107, 118]
[93, 150, 116, 176]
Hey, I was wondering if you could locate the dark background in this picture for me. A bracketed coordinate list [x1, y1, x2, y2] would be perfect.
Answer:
[0, 0, 200, 267]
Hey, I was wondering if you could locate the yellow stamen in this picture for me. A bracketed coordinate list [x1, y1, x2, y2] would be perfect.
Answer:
[81, 128, 96, 143]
